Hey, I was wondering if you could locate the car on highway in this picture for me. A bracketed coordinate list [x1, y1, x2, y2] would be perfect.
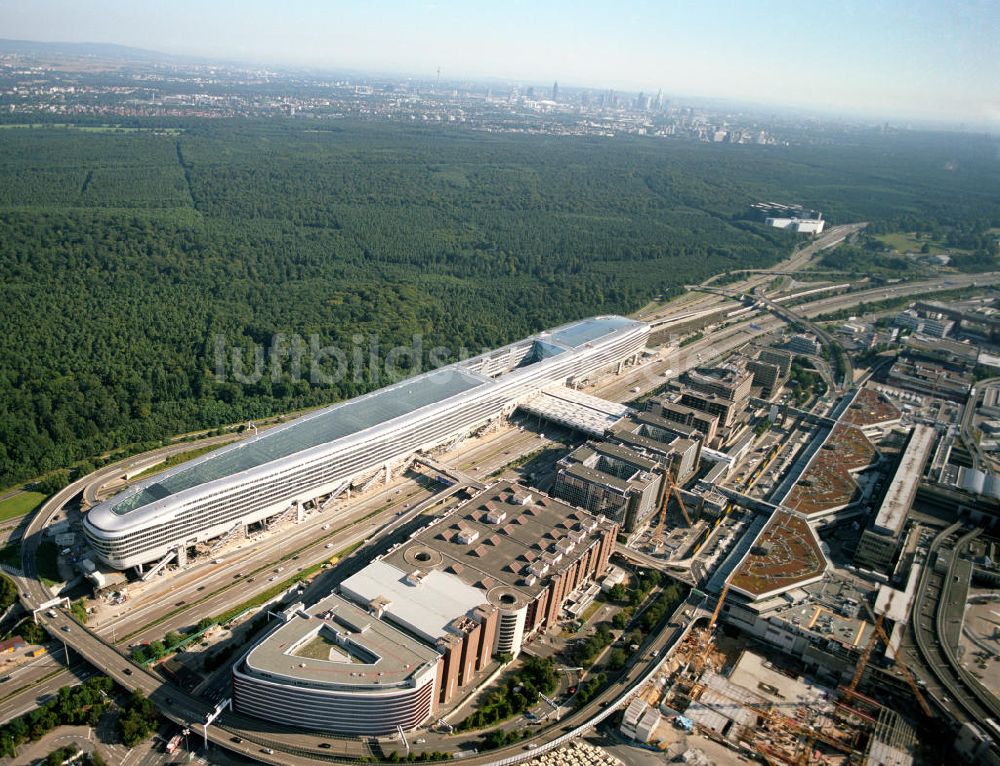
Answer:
[61, 625, 71, 632]
[319, 743, 332, 749]
[123, 668, 132, 675]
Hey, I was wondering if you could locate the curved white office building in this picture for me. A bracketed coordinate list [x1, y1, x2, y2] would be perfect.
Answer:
[232, 593, 443, 734]
[84, 316, 649, 569]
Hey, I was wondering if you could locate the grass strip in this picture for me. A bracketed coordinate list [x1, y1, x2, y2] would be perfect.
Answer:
[0, 492, 46, 523]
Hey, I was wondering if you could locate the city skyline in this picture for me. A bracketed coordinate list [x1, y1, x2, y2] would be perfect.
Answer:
[0, 0, 998, 128]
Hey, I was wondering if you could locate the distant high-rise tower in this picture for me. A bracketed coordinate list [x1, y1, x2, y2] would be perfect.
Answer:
[526, 86, 535, 100]
[552, 81, 559, 102]
[655, 89, 664, 110]
[636, 91, 645, 110]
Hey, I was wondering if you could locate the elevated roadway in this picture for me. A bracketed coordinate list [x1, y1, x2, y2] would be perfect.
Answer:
[7, 259, 1000, 764]
[910, 524, 1000, 745]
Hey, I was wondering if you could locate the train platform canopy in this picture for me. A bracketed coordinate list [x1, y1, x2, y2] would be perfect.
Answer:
[518, 385, 632, 436]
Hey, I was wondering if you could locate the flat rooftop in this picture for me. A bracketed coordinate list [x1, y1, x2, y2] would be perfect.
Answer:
[563, 463, 629, 493]
[241, 592, 440, 692]
[727, 650, 828, 709]
[871, 425, 935, 537]
[840, 387, 901, 429]
[783, 425, 878, 517]
[572, 440, 660, 473]
[729, 511, 827, 600]
[378, 481, 614, 606]
[340, 560, 487, 644]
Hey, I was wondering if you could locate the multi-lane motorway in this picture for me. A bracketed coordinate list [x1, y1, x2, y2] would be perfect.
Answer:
[7, 256, 1000, 764]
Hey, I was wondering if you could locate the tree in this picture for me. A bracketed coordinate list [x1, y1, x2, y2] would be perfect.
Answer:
[164, 631, 183, 649]
[71, 598, 88, 624]
[607, 583, 628, 603]
[33, 470, 71, 496]
[607, 648, 629, 671]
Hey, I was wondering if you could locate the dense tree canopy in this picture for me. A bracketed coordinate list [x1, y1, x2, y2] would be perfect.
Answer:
[0, 120, 997, 487]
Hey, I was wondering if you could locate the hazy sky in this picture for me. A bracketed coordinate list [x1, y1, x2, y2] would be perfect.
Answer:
[2, 0, 998, 126]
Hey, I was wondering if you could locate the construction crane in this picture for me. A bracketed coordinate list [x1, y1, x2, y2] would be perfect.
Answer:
[691, 579, 732, 674]
[686, 678, 860, 765]
[652, 471, 692, 544]
[847, 611, 886, 694]
[707, 579, 731, 633]
[863, 603, 934, 719]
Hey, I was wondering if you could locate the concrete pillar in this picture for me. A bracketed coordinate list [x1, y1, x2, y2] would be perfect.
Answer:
[384, 460, 392, 486]
[296, 502, 304, 523]
[617, 360, 624, 375]
[176, 545, 187, 567]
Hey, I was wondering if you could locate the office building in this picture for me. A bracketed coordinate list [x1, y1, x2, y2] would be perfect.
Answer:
[235, 482, 617, 734]
[608, 412, 702, 483]
[759, 347, 793, 377]
[645, 397, 719, 444]
[84, 317, 648, 570]
[747, 358, 784, 398]
[855, 426, 935, 572]
[551, 441, 663, 532]
[340, 481, 617, 705]
[682, 363, 753, 403]
[786, 334, 820, 356]
[233, 594, 441, 735]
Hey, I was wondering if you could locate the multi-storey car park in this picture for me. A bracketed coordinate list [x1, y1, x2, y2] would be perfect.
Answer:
[233, 481, 618, 734]
[84, 316, 649, 570]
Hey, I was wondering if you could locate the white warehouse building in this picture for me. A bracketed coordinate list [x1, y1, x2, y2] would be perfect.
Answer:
[766, 216, 826, 234]
[84, 316, 649, 570]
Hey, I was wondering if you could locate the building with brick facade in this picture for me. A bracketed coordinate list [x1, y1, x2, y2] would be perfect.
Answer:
[235, 481, 619, 733]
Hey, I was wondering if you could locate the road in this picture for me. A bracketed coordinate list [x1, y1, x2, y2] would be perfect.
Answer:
[638, 223, 867, 327]
[7, 261, 1000, 765]
[909, 524, 1000, 732]
[0, 663, 97, 726]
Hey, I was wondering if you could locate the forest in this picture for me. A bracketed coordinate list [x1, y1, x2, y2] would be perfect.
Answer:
[1, 120, 998, 488]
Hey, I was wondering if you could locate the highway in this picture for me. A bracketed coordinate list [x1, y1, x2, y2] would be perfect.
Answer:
[910, 524, 1000, 731]
[638, 223, 866, 328]
[6, 254, 1000, 764]
[0, 660, 95, 725]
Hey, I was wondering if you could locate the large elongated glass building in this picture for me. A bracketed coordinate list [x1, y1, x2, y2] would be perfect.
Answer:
[84, 316, 649, 569]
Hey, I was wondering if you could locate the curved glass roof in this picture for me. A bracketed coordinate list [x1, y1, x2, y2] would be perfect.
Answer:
[547, 315, 636, 348]
[113, 367, 486, 515]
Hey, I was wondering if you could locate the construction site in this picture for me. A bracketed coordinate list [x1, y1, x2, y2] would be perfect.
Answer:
[619, 567, 931, 766]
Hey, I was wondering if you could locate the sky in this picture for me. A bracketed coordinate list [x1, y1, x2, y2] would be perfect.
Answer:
[1, 0, 998, 126]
